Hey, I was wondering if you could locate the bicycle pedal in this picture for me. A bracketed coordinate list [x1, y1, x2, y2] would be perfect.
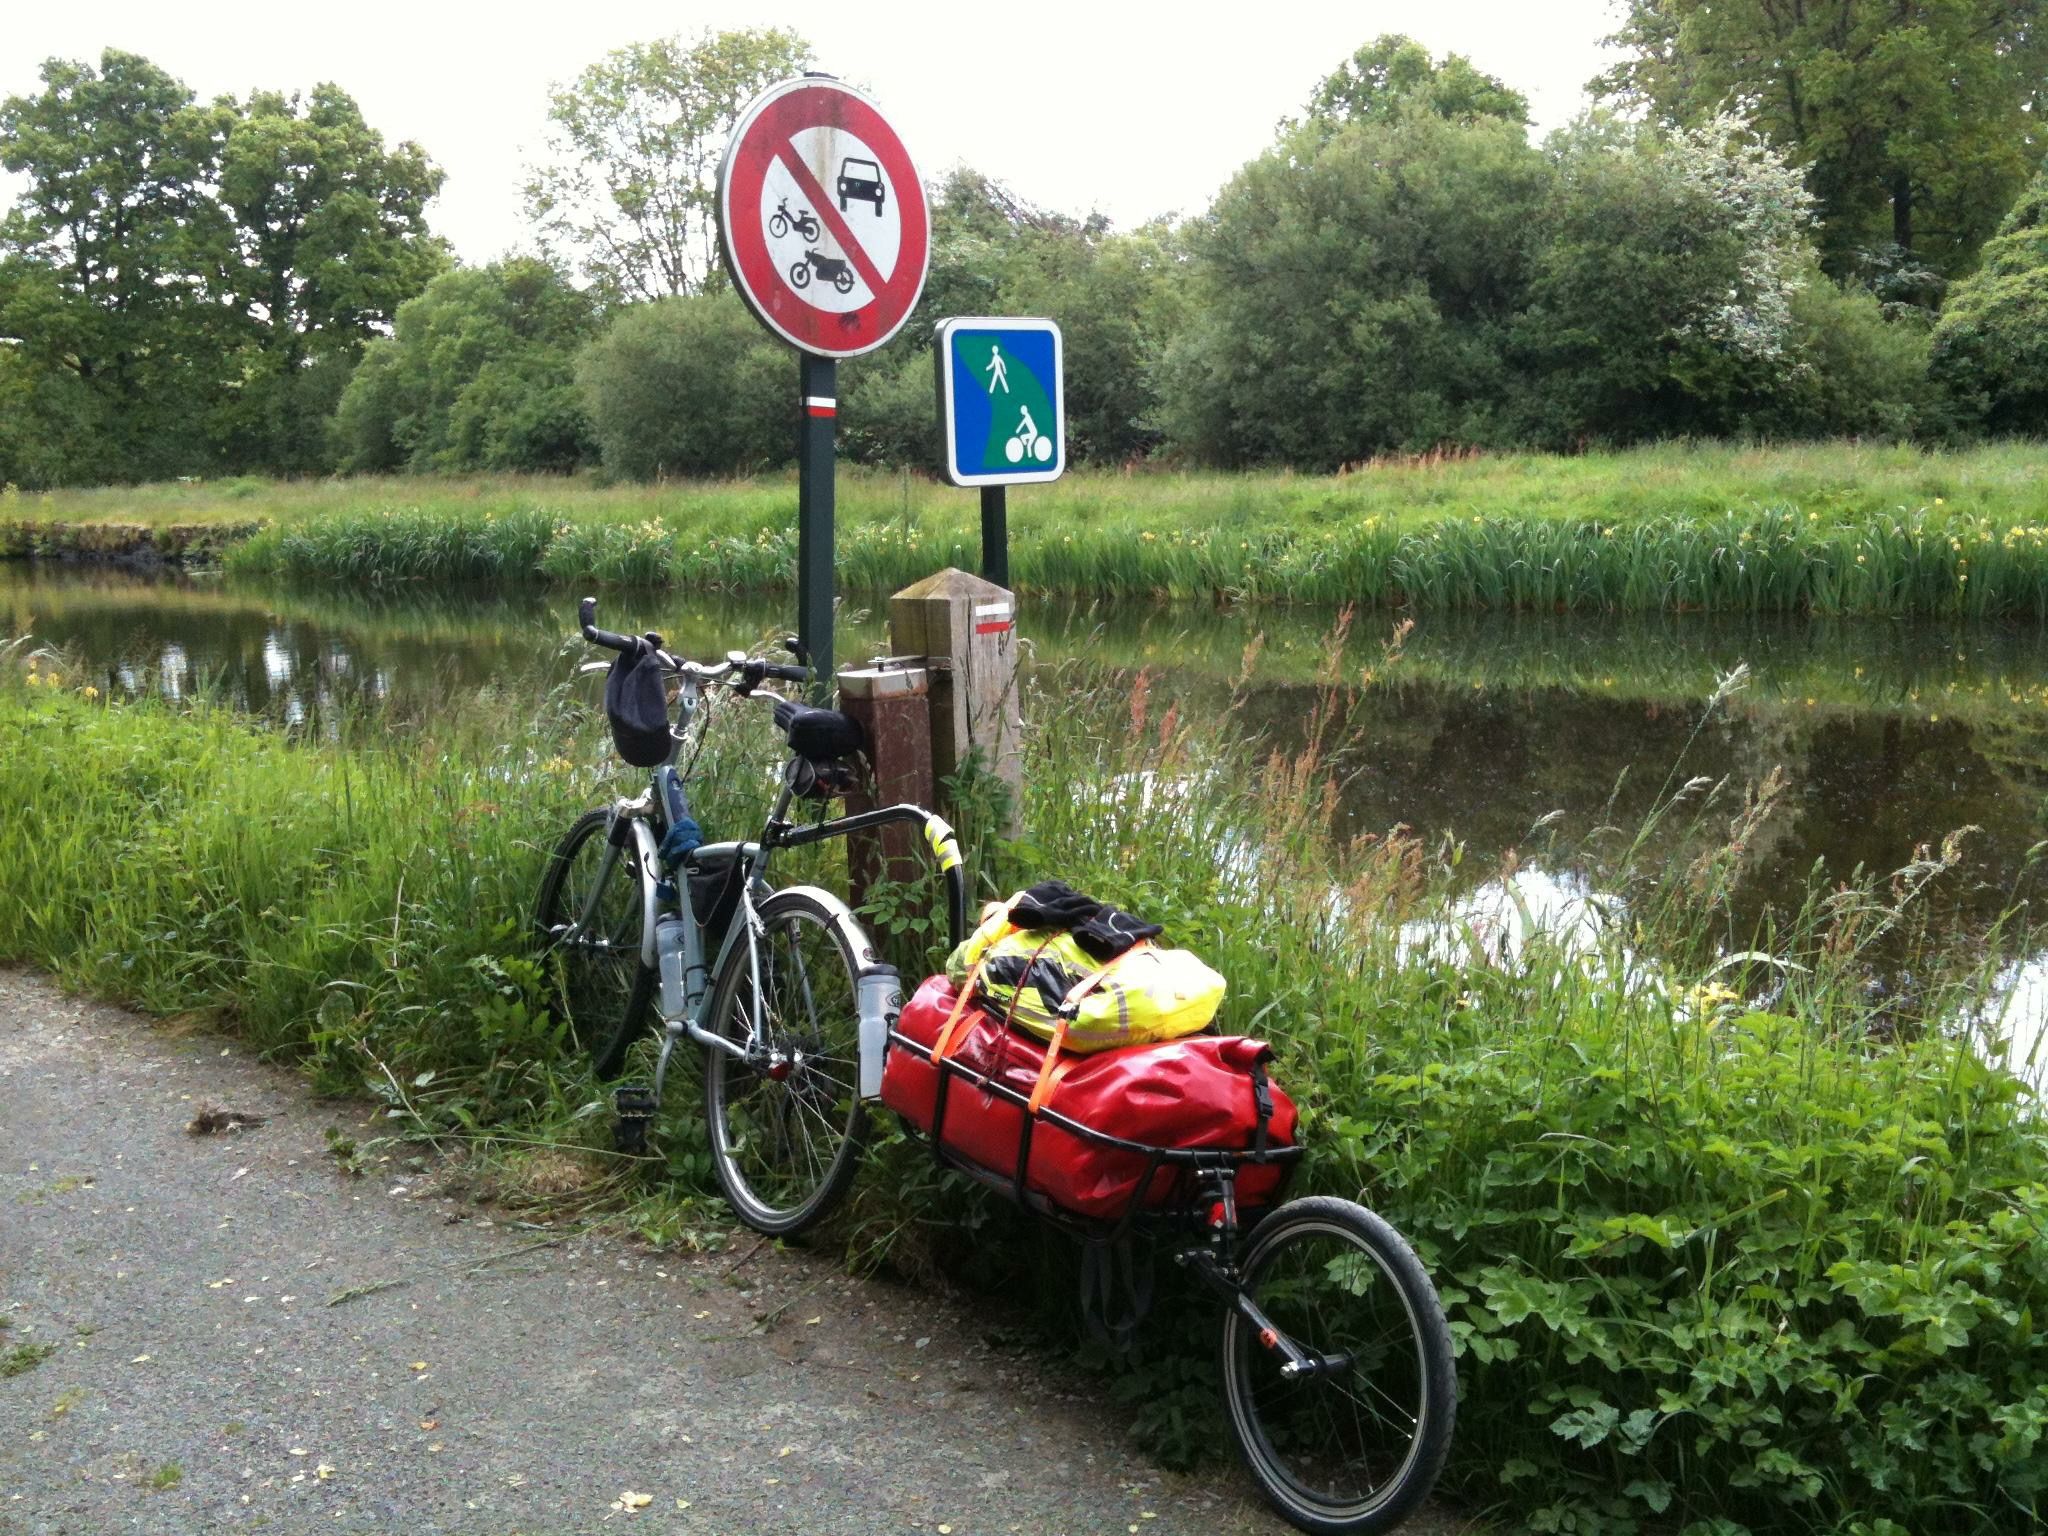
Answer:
[613, 1083, 656, 1155]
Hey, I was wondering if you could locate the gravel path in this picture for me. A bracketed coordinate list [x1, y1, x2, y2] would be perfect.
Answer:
[0, 970, 1330, 1536]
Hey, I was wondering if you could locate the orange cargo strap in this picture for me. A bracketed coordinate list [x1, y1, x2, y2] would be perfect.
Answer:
[1027, 940, 1153, 1114]
[929, 898, 1023, 1065]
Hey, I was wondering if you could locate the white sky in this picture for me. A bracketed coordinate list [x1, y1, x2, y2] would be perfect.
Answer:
[2, 1, 1625, 264]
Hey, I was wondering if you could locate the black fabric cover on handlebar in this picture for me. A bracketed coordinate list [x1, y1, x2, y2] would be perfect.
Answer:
[604, 636, 672, 767]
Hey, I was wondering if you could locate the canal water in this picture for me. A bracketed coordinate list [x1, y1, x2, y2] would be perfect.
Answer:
[7, 563, 2044, 1072]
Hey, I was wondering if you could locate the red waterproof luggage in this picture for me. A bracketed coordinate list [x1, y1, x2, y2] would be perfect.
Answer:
[880, 974, 1297, 1220]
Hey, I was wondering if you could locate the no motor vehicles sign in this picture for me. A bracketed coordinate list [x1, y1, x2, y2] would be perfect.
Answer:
[717, 77, 931, 358]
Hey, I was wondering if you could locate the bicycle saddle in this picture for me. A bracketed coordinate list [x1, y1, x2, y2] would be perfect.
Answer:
[772, 700, 865, 760]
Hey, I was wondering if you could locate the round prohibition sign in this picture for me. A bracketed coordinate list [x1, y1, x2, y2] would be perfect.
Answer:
[718, 77, 931, 358]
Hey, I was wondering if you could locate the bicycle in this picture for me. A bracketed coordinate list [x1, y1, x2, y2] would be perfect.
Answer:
[532, 597, 966, 1235]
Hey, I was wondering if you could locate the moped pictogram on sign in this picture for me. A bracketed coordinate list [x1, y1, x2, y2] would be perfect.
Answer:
[717, 77, 931, 358]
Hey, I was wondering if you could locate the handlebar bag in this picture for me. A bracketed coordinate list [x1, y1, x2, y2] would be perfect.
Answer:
[882, 974, 1295, 1220]
[604, 638, 671, 767]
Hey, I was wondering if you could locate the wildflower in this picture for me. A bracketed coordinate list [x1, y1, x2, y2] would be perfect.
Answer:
[1935, 497, 1945, 506]
[1856, 554, 1866, 565]
[1141, 531, 1156, 542]
[24, 672, 39, 687]
[83, 685, 99, 700]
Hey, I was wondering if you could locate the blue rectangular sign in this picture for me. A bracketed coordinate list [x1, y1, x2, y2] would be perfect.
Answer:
[936, 317, 1065, 487]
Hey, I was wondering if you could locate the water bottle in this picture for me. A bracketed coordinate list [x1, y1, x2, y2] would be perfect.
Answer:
[656, 914, 689, 1021]
[855, 964, 901, 1099]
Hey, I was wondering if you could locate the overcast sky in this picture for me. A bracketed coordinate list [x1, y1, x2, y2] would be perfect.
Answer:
[2, 1, 1626, 264]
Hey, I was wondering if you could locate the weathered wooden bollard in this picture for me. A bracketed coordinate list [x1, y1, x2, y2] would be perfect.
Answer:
[889, 567, 1022, 831]
[837, 567, 1022, 917]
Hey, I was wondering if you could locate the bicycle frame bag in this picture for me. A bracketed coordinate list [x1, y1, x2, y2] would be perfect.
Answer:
[685, 848, 744, 960]
[882, 974, 1296, 1221]
[604, 636, 671, 767]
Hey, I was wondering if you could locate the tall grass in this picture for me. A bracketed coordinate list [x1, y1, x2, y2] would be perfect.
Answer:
[7, 441, 2048, 617]
[1, 636, 2044, 1533]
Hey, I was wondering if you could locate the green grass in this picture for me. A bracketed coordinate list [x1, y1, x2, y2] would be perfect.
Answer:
[1, 641, 2044, 1534]
[1, 1341, 57, 1378]
[6, 441, 2048, 616]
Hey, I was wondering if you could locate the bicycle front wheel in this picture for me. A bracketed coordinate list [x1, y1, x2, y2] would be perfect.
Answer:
[533, 808, 655, 1078]
[702, 889, 867, 1236]
[1220, 1196, 1456, 1535]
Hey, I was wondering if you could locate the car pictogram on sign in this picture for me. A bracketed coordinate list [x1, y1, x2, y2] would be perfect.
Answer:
[717, 77, 930, 358]
[837, 157, 885, 215]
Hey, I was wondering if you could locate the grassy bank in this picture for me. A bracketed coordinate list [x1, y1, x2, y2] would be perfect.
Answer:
[2, 645, 2045, 1534]
[6, 441, 2048, 616]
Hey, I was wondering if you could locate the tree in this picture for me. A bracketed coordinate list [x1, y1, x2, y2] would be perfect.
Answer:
[332, 258, 598, 472]
[525, 28, 812, 303]
[1930, 162, 2048, 432]
[1158, 110, 1550, 466]
[1306, 34, 1529, 126]
[574, 291, 789, 478]
[0, 50, 234, 480]
[1596, 0, 2048, 281]
[1511, 115, 1819, 443]
[212, 85, 449, 471]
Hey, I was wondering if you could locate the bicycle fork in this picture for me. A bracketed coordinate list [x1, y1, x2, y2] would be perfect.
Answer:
[1177, 1176, 1356, 1383]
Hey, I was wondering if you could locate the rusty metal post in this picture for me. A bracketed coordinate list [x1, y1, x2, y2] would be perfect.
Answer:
[838, 661, 935, 909]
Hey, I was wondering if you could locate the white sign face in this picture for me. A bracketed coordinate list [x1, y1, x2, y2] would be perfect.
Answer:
[718, 78, 931, 358]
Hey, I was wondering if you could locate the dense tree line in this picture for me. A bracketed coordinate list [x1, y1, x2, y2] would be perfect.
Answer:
[2, 19, 2045, 489]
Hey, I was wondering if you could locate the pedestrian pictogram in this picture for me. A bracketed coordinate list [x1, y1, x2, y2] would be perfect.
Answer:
[936, 318, 1065, 486]
[717, 77, 931, 358]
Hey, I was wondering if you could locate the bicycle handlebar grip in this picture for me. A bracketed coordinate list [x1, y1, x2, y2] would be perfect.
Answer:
[577, 595, 635, 653]
[764, 663, 811, 684]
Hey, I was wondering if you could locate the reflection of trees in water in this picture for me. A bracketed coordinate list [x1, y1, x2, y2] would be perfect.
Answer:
[10, 564, 2047, 943]
[1229, 680, 2047, 945]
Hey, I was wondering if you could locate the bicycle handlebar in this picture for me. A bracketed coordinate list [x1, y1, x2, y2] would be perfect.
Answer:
[578, 596, 642, 654]
[577, 597, 812, 692]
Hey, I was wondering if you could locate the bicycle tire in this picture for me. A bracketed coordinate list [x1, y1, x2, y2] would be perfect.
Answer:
[533, 807, 656, 1079]
[701, 889, 868, 1236]
[1219, 1196, 1456, 1536]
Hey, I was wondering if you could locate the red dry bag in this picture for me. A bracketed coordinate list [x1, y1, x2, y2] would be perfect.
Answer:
[880, 974, 1296, 1221]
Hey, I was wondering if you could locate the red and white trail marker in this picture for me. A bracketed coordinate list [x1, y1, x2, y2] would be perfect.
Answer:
[717, 77, 931, 358]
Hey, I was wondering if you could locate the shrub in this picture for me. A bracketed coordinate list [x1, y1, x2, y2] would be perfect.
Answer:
[574, 292, 789, 479]
[1932, 164, 2048, 435]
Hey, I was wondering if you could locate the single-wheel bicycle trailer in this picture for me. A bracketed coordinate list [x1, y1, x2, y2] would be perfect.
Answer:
[535, 599, 1455, 1535]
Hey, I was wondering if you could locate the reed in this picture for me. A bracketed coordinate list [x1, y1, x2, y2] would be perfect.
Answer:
[5, 441, 2047, 618]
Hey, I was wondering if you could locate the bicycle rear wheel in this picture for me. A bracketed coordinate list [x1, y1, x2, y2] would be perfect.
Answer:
[1220, 1196, 1456, 1535]
[701, 889, 867, 1236]
[533, 807, 655, 1078]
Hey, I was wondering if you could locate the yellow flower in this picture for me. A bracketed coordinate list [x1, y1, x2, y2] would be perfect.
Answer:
[1141, 531, 1156, 542]
[1935, 497, 1945, 506]
[24, 672, 39, 687]
[82, 685, 99, 700]
[1855, 554, 1866, 564]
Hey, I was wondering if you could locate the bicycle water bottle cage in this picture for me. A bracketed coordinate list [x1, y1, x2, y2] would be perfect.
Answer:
[604, 636, 672, 767]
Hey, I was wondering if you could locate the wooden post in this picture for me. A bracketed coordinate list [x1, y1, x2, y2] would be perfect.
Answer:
[837, 661, 934, 910]
[889, 568, 1022, 833]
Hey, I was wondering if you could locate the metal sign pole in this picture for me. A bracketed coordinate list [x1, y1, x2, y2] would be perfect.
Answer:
[797, 350, 836, 695]
[979, 484, 1009, 589]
